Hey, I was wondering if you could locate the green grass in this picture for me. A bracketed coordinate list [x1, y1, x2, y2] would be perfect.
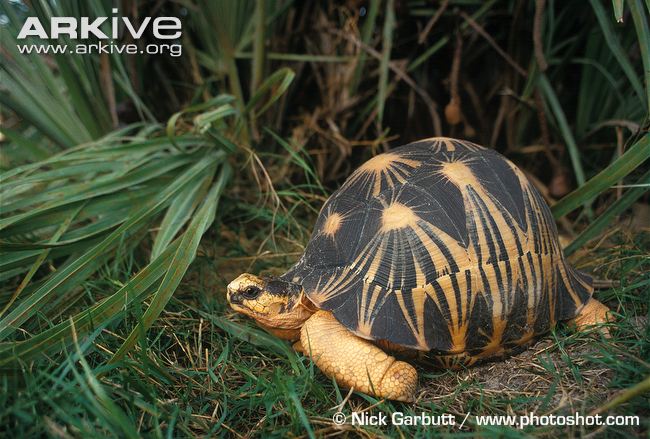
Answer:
[2, 229, 648, 437]
[1, 0, 649, 437]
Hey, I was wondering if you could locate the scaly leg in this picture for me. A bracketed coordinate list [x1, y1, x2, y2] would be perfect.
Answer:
[301, 310, 417, 402]
[570, 298, 613, 337]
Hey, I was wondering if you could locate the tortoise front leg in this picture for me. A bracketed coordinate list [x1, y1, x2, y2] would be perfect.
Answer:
[301, 310, 417, 402]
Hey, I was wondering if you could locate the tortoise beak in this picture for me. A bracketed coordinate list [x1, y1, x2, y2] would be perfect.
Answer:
[226, 281, 240, 305]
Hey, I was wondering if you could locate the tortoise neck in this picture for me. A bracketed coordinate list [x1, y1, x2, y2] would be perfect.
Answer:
[258, 292, 316, 340]
[256, 287, 315, 332]
[285, 290, 317, 327]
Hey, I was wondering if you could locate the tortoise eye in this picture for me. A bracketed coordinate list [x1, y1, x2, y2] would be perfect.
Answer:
[242, 286, 261, 299]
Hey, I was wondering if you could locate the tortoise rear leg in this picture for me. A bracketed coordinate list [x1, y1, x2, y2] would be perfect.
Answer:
[570, 298, 613, 337]
[301, 310, 417, 402]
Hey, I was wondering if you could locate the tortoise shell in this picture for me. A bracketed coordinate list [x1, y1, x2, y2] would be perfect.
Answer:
[282, 138, 592, 359]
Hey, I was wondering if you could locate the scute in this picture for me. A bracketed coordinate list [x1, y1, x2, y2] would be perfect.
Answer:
[283, 138, 593, 355]
[300, 193, 368, 269]
[466, 150, 528, 231]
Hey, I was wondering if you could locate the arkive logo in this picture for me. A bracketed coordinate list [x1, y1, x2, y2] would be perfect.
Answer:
[15, 8, 182, 57]
[17, 8, 181, 40]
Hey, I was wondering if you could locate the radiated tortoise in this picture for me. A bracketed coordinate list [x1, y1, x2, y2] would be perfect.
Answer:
[227, 137, 611, 402]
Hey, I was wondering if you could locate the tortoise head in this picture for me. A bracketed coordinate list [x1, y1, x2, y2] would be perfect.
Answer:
[227, 274, 312, 329]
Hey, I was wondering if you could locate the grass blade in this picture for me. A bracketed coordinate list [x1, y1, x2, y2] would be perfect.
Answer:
[612, 0, 625, 22]
[0, 155, 195, 221]
[0, 158, 218, 340]
[287, 384, 315, 439]
[377, 0, 395, 126]
[0, 240, 181, 366]
[565, 170, 650, 255]
[151, 176, 212, 260]
[109, 164, 231, 363]
[243, 68, 295, 117]
[69, 321, 140, 439]
[590, 0, 646, 109]
[628, 0, 650, 111]
[349, 0, 379, 95]
[552, 133, 650, 217]
[538, 74, 587, 187]
[0, 204, 82, 317]
[251, 0, 266, 94]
